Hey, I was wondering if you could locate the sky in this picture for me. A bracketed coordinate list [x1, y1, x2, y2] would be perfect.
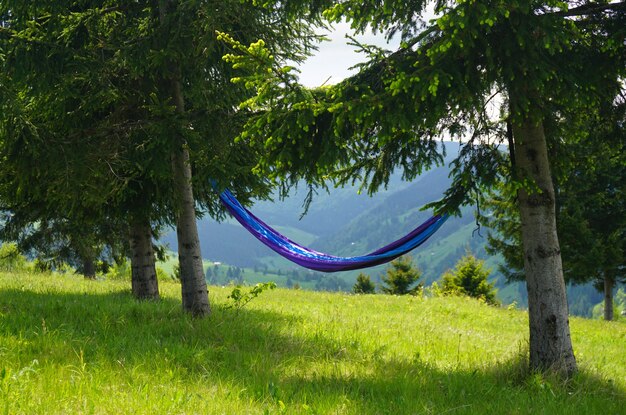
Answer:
[291, 12, 498, 145]
[294, 5, 439, 87]
[295, 22, 399, 87]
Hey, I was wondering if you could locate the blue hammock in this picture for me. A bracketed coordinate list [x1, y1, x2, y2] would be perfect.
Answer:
[218, 189, 448, 272]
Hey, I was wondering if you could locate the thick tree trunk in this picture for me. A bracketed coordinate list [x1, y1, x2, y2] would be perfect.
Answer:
[76, 243, 97, 279]
[82, 255, 96, 280]
[159, 0, 210, 316]
[603, 276, 614, 321]
[129, 219, 160, 300]
[512, 119, 577, 376]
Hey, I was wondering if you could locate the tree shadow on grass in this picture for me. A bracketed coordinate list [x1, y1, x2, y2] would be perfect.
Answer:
[0, 287, 624, 414]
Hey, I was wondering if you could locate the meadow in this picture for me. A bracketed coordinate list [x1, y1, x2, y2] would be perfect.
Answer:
[0, 271, 624, 414]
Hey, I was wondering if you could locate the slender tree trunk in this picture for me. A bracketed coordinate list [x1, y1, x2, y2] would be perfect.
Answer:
[129, 219, 160, 300]
[159, 0, 210, 316]
[603, 276, 614, 321]
[512, 118, 577, 376]
[172, 145, 210, 316]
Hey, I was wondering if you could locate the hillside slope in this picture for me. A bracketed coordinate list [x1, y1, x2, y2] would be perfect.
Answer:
[1, 272, 624, 414]
[160, 142, 607, 314]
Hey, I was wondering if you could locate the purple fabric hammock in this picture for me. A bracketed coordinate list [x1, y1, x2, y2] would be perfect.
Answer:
[219, 189, 448, 272]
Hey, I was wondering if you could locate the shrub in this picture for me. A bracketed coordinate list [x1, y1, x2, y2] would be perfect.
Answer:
[0, 243, 28, 272]
[33, 258, 53, 273]
[353, 273, 376, 294]
[104, 259, 131, 280]
[227, 282, 277, 310]
[380, 255, 422, 295]
[172, 264, 180, 281]
[156, 267, 176, 283]
[440, 253, 498, 305]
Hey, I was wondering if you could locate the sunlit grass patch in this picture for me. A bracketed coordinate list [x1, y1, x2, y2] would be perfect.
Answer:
[0, 271, 624, 414]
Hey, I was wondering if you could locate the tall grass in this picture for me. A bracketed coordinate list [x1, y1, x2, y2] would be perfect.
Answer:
[0, 271, 624, 414]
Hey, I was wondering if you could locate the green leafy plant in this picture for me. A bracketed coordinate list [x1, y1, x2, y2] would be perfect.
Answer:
[227, 282, 277, 310]
[32, 258, 53, 274]
[103, 259, 131, 281]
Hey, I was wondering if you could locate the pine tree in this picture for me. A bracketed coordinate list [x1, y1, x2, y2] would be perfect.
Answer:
[483, 97, 626, 320]
[0, 0, 320, 314]
[353, 273, 376, 294]
[380, 256, 422, 295]
[440, 253, 497, 305]
[221, 0, 625, 375]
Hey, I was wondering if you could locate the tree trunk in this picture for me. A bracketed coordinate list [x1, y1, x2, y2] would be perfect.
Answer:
[76, 243, 97, 280]
[512, 119, 577, 376]
[603, 276, 614, 321]
[159, 0, 210, 316]
[172, 146, 210, 316]
[129, 219, 160, 300]
[82, 255, 96, 280]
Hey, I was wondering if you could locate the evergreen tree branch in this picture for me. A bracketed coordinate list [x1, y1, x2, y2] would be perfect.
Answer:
[547, 1, 626, 17]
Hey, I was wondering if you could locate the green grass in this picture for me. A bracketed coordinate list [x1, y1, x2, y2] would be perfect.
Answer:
[0, 271, 624, 414]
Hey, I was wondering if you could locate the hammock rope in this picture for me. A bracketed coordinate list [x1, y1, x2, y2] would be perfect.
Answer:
[218, 188, 449, 272]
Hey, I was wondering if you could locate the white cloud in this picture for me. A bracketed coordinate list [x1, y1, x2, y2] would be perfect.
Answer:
[297, 22, 399, 87]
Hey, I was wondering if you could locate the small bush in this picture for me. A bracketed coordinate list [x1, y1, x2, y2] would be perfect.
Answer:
[380, 255, 422, 295]
[353, 273, 376, 294]
[172, 264, 180, 281]
[0, 243, 28, 272]
[104, 259, 131, 280]
[439, 253, 498, 305]
[156, 267, 176, 283]
[32, 258, 53, 273]
[227, 282, 277, 310]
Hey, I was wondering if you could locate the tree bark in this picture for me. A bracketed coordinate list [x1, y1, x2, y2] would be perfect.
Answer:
[129, 218, 160, 300]
[603, 276, 614, 321]
[82, 255, 96, 280]
[159, 0, 210, 316]
[172, 145, 210, 316]
[512, 119, 577, 376]
[76, 243, 97, 280]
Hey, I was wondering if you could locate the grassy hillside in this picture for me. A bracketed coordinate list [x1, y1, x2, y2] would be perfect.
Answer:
[1, 272, 624, 414]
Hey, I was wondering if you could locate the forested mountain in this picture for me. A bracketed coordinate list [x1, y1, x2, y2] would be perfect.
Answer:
[162, 143, 486, 288]
[163, 143, 465, 272]
[162, 141, 604, 315]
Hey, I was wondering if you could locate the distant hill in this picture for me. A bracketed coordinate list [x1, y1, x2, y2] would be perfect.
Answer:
[161, 144, 468, 272]
[160, 141, 505, 291]
[161, 141, 604, 315]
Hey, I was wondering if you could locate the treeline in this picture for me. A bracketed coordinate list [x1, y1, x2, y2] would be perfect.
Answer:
[207, 263, 350, 292]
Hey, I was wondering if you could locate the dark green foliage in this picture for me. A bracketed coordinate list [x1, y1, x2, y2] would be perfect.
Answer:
[440, 253, 498, 305]
[0, 209, 127, 277]
[353, 273, 376, 294]
[380, 256, 422, 295]
[557, 99, 626, 291]
[0, 1, 322, 297]
[219, 0, 626, 373]
[221, 1, 623, 212]
[0, 0, 320, 218]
